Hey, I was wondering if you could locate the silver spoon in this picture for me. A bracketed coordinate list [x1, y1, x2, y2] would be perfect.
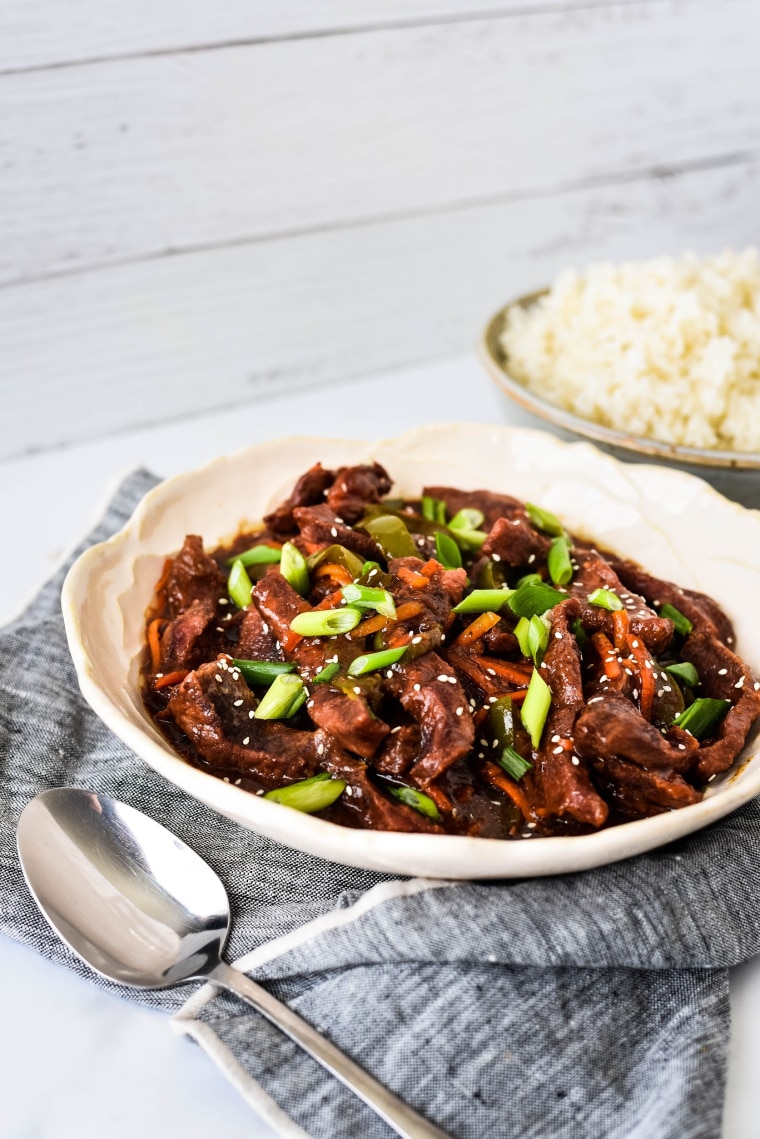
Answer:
[17, 787, 449, 1139]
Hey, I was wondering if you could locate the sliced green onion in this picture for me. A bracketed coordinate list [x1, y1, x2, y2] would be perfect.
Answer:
[547, 536, 573, 586]
[572, 617, 588, 650]
[290, 607, 362, 637]
[227, 558, 253, 609]
[665, 661, 700, 688]
[452, 528, 488, 551]
[280, 541, 310, 596]
[525, 503, 565, 537]
[488, 695, 515, 751]
[528, 614, 551, 666]
[587, 588, 624, 612]
[660, 603, 693, 636]
[347, 645, 408, 677]
[421, 495, 447, 524]
[514, 616, 532, 658]
[360, 560, 382, 578]
[264, 772, 347, 813]
[227, 544, 282, 567]
[389, 785, 441, 820]
[359, 515, 418, 559]
[306, 544, 365, 579]
[341, 582, 397, 619]
[453, 588, 514, 614]
[508, 582, 565, 619]
[232, 659, 296, 686]
[254, 674, 307, 720]
[312, 661, 341, 685]
[449, 507, 485, 532]
[672, 697, 730, 739]
[435, 531, 462, 570]
[497, 746, 533, 781]
[516, 572, 543, 589]
[520, 669, 552, 750]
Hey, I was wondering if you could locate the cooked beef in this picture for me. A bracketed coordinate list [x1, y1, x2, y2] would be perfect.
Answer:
[383, 652, 474, 786]
[574, 693, 699, 772]
[422, 486, 525, 529]
[166, 536, 225, 616]
[293, 504, 382, 560]
[252, 571, 310, 648]
[235, 605, 283, 661]
[160, 602, 218, 673]
[482, 516, 551, 568]
[483, 624, 519, 656]
[264, 463, 335, 536]
[680, 631, 760, 779]
[387, 557, 467, 631]
[374, 723, 422, 776]
[592, 755, 702, 812]
[326, 463, 393, 523]
[608, 559, 736, 646]
[570, 552, 673, 654]
[307, 684, 390, 758]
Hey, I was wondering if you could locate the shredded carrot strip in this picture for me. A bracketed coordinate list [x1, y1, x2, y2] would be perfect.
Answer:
[153, 669, 189, 690]
[474, 656, 533, 685]
[612, 609, 630, 654]
[154, 557, 173, 595]
[395, 601, 423, 621]
[455, 611, 501, 647]
[422, 783, 454, 814]
[481, 761, 534, 819]
[314, 589, 344, 611]
[303, 542, 323, 555]
[281, 629, 303, 652]
[313, 563, 353, 586]
[508, 689, 528, 704]
[147, 618, 163, 672]
[354, 613, 389, 637]
[420, 558, 443, 578]
[397, 567, 429, 590]
[446, 649, 499, 695]
[592, 632, 622, 680]
[626, 633, 656, 721]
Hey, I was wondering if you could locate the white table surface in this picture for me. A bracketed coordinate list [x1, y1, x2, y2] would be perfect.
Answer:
[1, 354, 758, 1137]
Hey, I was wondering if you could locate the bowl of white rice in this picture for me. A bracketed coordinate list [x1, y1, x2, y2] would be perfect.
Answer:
[480, 249, 760, 503]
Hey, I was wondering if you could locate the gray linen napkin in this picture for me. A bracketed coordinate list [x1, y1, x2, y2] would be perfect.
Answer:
[2, 470, 759, 1139]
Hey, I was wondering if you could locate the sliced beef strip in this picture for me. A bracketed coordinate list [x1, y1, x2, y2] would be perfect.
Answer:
[159, 602, 219, 673]
[680, 631, 760, 779]
[422, 486, 526, 529]
[293, 504, 382, 561]
[592, 754, 702, 811]
[383, 651, 474, 786]
[235, 604, 283, 661]
[608, 558, 736, 646]
[166, 535, 226, 617]
[483, 623, 519, 656]
[264, 463, 335, 536]
[307, 684, 390, 759]
[570, 552, 673, 655]
[482, 516, 551, 569]
[533, 609, 608, 827]
[574, 693, 699, 773]
[319, 752, 443, 833]
[325, 462, 393, 524]
[373, 723, 422, 776]
[252, 571, 310, 649]
[387, 557, 467, 631]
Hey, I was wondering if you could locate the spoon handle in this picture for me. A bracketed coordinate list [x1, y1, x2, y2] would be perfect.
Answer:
[206, 960, 451, 1139]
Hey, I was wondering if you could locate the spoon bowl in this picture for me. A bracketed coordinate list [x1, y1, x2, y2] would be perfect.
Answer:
[17, 787, 449, 1139]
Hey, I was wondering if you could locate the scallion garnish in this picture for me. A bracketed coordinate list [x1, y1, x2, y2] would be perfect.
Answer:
[341, 582, 396, 619]
[435, 531, 462, 570]
[347, 645, 408, 677]
[280, 541, 310, 596]
[525, 503, 565, 537]
[660, 603, 693, 636]
[389, 785, 441, 820]
[232, 659, 296, 686]
[449, 507, 484, 532]
[453, 588, 514, 614]
[516, 572, 543, 589]
[547, 536, 573, 586]
[514, 616, 531, 658]
[360, 560, 382, 578]
[290, 608, 363, 637]
[228, 544, 282, 568]
[528, 614, 551, 666]
[227, 559, 253, 609]
[672, 697, 730, 739]
[497, 746, 533, 781]
[312, 661, 341, 685]
[572, 617, 588, 650]
[520, 669, 552, 749]
[421, 496, 447, 525]
[665, 661, 700, 688]
[254, 673, 307, 720]
[587, 588, 624, 612]
[264, 772, 347, 813]
[508, 582, 565, 619]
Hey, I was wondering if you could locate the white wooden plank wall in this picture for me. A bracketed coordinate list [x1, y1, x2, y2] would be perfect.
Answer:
[1, 0, 759, 459]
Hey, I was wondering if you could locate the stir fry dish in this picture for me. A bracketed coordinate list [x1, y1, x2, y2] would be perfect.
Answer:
[142, 462, 760, 838]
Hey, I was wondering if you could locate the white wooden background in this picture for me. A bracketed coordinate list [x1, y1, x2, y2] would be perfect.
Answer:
[1, 0, 759, 455]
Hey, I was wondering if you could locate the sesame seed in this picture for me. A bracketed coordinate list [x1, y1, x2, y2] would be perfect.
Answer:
[632, 689, 639, 699]
[492, 554, 501, 562]
[571, 757, 580, 766]
[492, 739, 499, 748]
[334, 516, 344, 524]
[657, 689, 664, 699]
[218, 598, 229, 605]
[242, 736, 250, 745]
[235, 778, 242, 785]
[261, 623, 269, 633]
[330, 527, 338, 537]
[215, 674, 223, 683]
[754, 682, 760, 691]
[307, 699, 315, 708]
[216, 626, 225, 633]
[256, 789, 264, 795]
[631, 640, 639, 649]
[249, 710, 255, 719]
[487, 668, 496, 676]
[718, 668, 728, 675]
[551, 735, 560, 743]
[528, 554, 536, 564]
[624, 668, 633, 676]
[155, 672, 164, 679]
[353, 686, 362, 694]
[437, 674, 450, 682]
[555, 632, 562, 640]
[678, 743, 686, 750]
[736, 677, 745, 688]
[552, 746, 563, 754]
[479, 738, 489, 747]
[386, 670, 394, 679]
[456, 707, 464, 716]
[412, 636, 422, 645]
[233, 699, 243, 707]
[390, 725, 401, 734]
[413, 683, 421, 692]
[317, 742, 324, 754]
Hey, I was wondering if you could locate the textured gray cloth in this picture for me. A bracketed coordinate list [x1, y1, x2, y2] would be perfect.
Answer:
[1, 470, 759, 1139]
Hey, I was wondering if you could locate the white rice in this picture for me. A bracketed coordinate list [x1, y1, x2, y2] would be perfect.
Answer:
[499, 248, 760, 453]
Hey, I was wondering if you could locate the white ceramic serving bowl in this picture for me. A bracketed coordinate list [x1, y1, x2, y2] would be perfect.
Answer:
[62, 424, 760, 879]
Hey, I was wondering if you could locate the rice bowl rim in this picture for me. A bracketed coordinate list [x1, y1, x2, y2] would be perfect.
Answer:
[480, 290, 760, 471]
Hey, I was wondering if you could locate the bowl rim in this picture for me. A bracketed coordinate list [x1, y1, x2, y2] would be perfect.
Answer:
[479, 292, 760, 471]
[61, 424, 760, 879]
